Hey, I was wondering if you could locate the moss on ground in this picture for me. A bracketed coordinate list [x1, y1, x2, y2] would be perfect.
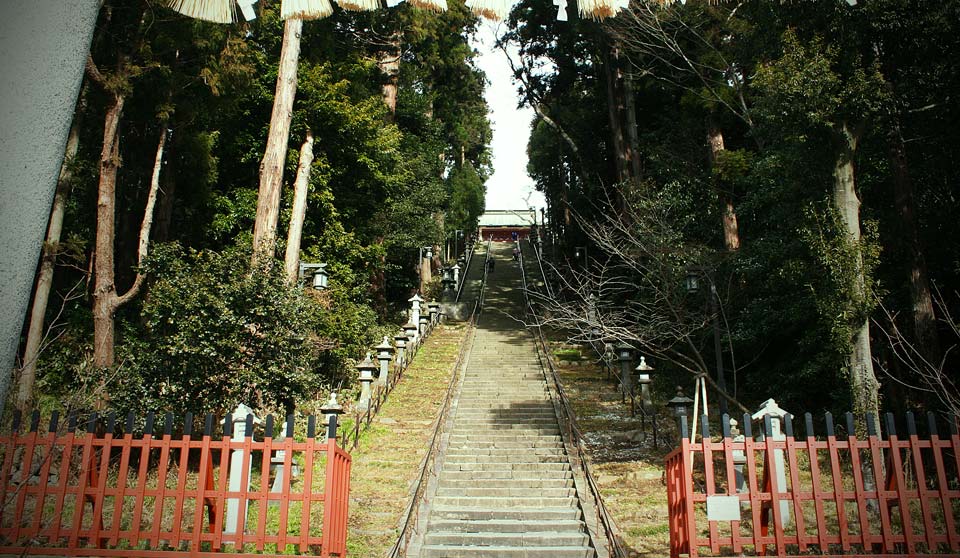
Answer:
[551, 341, 671, 558]
[346, 324, 467, 557]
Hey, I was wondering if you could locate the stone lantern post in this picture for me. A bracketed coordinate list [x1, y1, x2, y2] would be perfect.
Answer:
[320, 392, 344, 438]
[375, 336, 395, 387]
[452, 263, 461, 284]
[753, 398, 791, 521]
[666, 386, 695, 439]
[635, 357, 654, 411]
[409, 293, 424, 326]
[617, 343, 634, 401]
[403, 321, 419, 352]
[356, 353, 377, 411]
[428, 301, 441, 326]
[394, 331, 408, 368]
[224, 403, 260, 533]
[419, 314, 430, 338]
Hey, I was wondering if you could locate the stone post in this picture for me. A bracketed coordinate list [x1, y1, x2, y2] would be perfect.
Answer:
[403, 320, 419, 350]
[419, 314, 429, 338]
[394, 331, 408, 368]
[617, 343, 633, 400]
[375, 336, 395, 387]
[635, 357, 654, 411]
[730, 418, 747, 493]
[452, 263, 461, 285]
[356, 353, 377, 411]
[224, 403, 260, 534]
[428, 301, 441, 326]
[752, 399, 791, 522]
[320, 393, 344, 438]
[409, 293, 424, 327]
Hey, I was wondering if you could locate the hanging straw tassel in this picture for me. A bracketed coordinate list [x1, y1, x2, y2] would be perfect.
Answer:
[335, 0, 381, 11]
[577, 0, 620, 21]
[408, 0, 447, 12]
[163, 0, 236, 23]
[465, 0, 517, 21]
[282, 0, 334, 19]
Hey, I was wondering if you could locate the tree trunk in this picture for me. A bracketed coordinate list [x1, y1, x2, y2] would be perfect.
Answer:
[252, 18, 303, 267]
[888, 118, 940, 364]
[833, 121, 880, 425]
[92, 93, 125, 370]
[706, 122, 740, 251]
[377, 31, 401, 120]
[603, 44, 630, 185]
[624, 71, 641, 180]
[93, 106, 168, 374]
[16, 90, 85, 411]
[154, 139, 177, 242]
[284, 130, 314, 284]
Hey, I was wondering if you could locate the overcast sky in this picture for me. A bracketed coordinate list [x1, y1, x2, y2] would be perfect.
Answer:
[471, 22, 547, 214]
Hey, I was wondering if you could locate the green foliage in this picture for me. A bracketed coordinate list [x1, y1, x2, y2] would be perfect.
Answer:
[112, 243, 329, 416]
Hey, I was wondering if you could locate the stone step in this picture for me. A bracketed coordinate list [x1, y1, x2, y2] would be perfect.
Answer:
[419, 544, 594, 558]
[450, 428, 561, 436]
[424, 530, 590, 547]
[444, 454, 570, 465]
[444, 447, 565, 457]
[428, 506, 582, 522]
[442, 462, 571, 473]
[426, 518, 585, 534]
[435, 486, 577, 498]
[447, 434, 562, 442]
[438, 478, 574, 489]
[432, 496, 578, 509]
[439, 469, 574, 481]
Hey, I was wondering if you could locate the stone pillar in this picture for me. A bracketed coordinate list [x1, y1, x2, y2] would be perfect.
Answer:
[452, 263, 461, 284]
[394, 332, 408, 368]
[403, 320, 419, 348]
[356, 353, 377, 411]
[428, 301, 441, 326]
[320, 393, 344, 438]
[409, 293, 424, 327]
[752, 399, 791, 522]
[617, 344, 633, 399]
[375, 336, 394, 387]
[224, 403, 260, 534]
[419, 315, 429, 338]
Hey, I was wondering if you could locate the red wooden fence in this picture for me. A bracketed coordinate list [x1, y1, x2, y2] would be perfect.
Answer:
[0, 410, 351, 557]
[666, 411, 960, 557]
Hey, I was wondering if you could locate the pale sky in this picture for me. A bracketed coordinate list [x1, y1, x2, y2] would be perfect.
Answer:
[471, 22, 547, 213]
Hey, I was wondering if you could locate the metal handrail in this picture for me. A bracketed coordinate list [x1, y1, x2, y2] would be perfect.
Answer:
[518, 243, 628, 558]
[454, 243, 474, 302]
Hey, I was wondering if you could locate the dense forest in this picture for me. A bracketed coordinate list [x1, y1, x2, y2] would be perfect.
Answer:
[11, 0, 490, 418]
[10, 0, 960, 426]
[510, 0, 960, 422]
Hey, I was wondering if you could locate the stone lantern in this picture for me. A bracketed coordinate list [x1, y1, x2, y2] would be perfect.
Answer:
[428, 301, 441, 326]
[452, 263, 461, 284]
[375, 336, 395, 387]
[666, 386, 694, 437]
[394, 331, 408, 368]
[419, 314, 430, 338]
[635, 356, 654, 411]
[403, 320, 419, 350]
[320, 392, 344, 438]
[408, 293, 425, 326]
[616, 343, 633, 399]
[356, 353, 377, 411]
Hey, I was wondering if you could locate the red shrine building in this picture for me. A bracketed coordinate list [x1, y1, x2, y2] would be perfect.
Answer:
[478, 209, 537, 242]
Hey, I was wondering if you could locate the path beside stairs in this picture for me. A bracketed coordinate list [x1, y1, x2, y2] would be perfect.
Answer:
[412, 242, 598, 558]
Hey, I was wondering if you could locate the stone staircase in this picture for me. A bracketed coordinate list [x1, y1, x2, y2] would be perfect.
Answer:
[414, 243, 597, 558]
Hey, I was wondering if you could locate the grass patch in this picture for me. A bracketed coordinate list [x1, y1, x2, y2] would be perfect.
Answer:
[345, 324, 467, 557]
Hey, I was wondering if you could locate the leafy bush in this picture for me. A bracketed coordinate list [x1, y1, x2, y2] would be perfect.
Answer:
[113, 243, 344, 417]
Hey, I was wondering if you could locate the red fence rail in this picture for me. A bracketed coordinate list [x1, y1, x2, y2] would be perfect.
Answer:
[666, 411, 960, 557]
[0, 410, 351, 557]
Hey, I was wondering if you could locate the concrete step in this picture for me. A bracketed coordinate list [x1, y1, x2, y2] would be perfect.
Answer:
[432, 496, 578, 508]
[435, 486, 578, 498]
[419, 544, 594, 557]
[447, 434, 562, 442]
[424, 531, 590, 547]
[438, 478, 574, 489]
[444, 454, 569, 465]
[428, 506, 582, 522]
[442, 462, 571, 473]
[426, 518, 585, 534]
[439, 470, 574, 481]
[444, 447, 565, 457]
